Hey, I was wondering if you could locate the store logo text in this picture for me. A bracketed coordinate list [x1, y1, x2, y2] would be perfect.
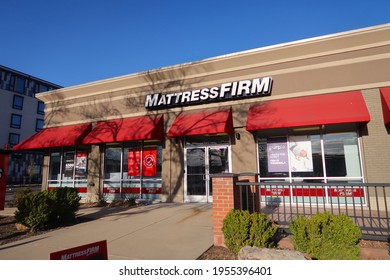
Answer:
[145, 76, 272, 109]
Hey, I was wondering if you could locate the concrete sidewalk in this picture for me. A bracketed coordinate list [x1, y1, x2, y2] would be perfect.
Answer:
[0, 203, 213, 260]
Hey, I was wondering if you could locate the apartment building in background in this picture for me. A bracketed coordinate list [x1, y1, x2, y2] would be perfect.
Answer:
[0, 65, 62, 184]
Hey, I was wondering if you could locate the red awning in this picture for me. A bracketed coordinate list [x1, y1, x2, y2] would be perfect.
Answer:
[168, 108, 233, 137]
[13, 123, 91, 150]
[380, 87, 390, 125]
[82, 115, 164, 144]
[246, 91, 370, 131]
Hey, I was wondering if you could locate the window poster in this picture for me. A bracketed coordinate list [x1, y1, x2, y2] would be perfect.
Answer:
[128, 148, 157, 177]
[75, 152, 87, 178]
[142, 148, 157, 177]
[267, 137, 289, 172]
[128, 149, 141, 177]
[288, 135, 314, 172]
[64, 153, 75, 177]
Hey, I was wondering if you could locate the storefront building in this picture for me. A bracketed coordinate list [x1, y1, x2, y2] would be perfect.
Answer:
[14, 24, 390, 206]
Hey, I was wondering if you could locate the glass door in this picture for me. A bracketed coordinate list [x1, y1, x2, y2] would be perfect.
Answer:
[185, 146, 230, 202]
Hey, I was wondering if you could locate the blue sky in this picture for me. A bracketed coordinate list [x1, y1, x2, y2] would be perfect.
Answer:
[1, 0, 390, 87]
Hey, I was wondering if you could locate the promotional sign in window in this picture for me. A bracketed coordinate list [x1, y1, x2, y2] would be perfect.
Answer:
[288, 135, 314, 172]
[64, 153, 75, 178]
[75, 152, 87, 178]
[128, 149, 141, 176]
[0, 153, 10, 210]
[128, 148, 157, 177]
[267, 137, 289, 172]
[142, 148, 157, 177]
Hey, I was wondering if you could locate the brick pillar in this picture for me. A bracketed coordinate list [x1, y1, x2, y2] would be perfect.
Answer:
[212, 174, 237, 247]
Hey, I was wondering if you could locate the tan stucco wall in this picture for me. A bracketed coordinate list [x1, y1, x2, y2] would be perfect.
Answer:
[39, 25, 390, 128]
[161, 138, 184, 202]
[361, 89, 390, 183]
[34, 24, 390, 200]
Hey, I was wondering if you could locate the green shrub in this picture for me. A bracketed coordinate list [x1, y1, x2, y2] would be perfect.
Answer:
[222, 209, 252, 254]
[47, 188, 80, 224]
[14, 187, 81, 231]
[222, 209, 278, 254]
[250, 212, 278, 248]
[15, 190, 51, 231]
[289, 212, 362, 260]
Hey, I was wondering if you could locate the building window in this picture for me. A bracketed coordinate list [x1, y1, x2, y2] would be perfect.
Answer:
[103, 141, 162, 201]
[8, 75, 26, 94]
[257, 128, 364, 205]
[258, 130, 362, 181]
[48, 148, 89, 191]
[9, 133, 20, 145]
[34, 83, 40, 94]
[36, 119, 44, 131]
[15, 77, 26, 94]
[12, 95, 24, 110]
[40, 84, 48, 92]
[10, 114, 22, 129]
[37, 101, 45, 115]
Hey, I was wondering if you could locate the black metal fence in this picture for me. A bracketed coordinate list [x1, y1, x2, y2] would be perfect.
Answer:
[235, 181, 390, 241]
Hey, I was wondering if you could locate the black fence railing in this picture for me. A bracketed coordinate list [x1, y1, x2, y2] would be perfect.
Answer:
[235, 181, 390, 241]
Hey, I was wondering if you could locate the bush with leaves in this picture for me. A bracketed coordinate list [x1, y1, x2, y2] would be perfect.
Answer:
[47, 188, 81, 225]
[15, 187, 81, 231]
[222, 209, 278, 254]
[289, 212, 362, 260]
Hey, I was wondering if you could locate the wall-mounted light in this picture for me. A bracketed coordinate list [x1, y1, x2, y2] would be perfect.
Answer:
[235, 132, 241, 140]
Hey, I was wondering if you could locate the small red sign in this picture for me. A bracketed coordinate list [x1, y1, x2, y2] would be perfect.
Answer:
[0, 153, 10, 211]
[50, 240, 108, 260]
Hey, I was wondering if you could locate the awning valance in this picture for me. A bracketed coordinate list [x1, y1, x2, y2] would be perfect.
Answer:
[82, 115, 164, 144]
[168, 108, 233, 137]
[380, 87, 390, 125]
[246, 91, 370, 131]
[13, 123, 92, 150]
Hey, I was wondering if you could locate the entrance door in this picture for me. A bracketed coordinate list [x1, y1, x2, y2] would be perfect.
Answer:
[185, 146, 230, 202]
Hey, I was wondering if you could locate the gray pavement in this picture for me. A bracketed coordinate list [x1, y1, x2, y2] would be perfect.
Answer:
[0, 203, 213, 260]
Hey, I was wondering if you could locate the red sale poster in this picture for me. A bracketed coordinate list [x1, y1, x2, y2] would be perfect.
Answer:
[142, 148, 157, 177]
[128, 149, 141, 176]
[128, 148, 157, 177]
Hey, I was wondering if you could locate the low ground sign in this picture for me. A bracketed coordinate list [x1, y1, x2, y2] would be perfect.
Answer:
[50, 240, 108, 260]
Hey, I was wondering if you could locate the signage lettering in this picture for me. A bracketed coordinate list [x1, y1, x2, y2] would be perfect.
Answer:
[145, 76, 272, 109]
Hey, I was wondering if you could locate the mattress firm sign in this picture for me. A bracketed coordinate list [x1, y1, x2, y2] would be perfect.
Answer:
[145, 76, 272, 109]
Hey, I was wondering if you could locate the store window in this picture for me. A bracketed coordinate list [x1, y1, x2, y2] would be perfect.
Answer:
[48, 147, 89, 198]
[103, 141, 162, 201]
[257, 128, 364, 205]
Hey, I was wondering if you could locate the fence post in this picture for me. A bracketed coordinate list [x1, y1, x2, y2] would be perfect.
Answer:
[238, 173, 259, 212]
[211, 174, 237, 247]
